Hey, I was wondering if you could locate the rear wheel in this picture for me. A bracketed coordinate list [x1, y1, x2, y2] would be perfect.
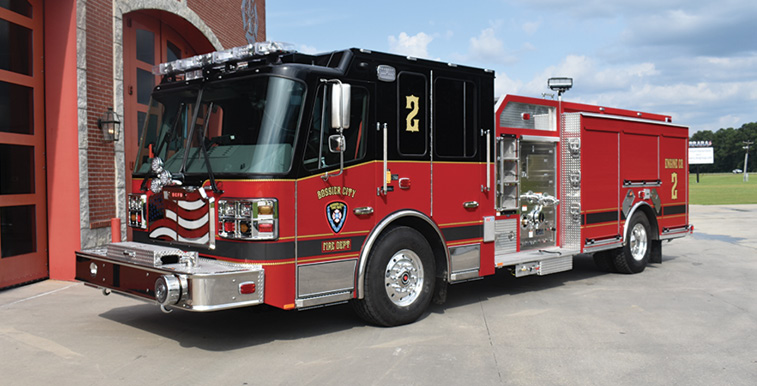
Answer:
[353, 226, 435, 327]
[613, 212, 652, 274]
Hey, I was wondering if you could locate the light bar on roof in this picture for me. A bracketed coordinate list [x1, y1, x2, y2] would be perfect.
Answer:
[153, 41, 296, 76]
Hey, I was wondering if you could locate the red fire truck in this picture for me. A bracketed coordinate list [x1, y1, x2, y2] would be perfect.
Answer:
[75, 42, 691, 326]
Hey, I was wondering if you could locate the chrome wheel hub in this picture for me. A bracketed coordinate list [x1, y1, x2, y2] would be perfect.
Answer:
[630, 223, 648, 261]
[384, 249, 424, 307]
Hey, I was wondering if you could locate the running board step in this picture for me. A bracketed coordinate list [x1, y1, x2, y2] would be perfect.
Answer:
[513, 255, 573, 277]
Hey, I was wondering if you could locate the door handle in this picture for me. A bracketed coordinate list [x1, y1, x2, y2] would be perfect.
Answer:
[463, 201, 479, 209]
[353, 206, 374, 216]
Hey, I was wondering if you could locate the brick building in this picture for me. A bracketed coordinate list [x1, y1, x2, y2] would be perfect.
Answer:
[0, 0, 266, 288]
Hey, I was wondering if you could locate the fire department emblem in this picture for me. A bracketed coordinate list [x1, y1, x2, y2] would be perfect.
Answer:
[326, 201, 347, 233]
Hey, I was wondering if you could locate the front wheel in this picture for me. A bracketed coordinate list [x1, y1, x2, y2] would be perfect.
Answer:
[613, 212, 652, 274]
[353, 226, 435, 327]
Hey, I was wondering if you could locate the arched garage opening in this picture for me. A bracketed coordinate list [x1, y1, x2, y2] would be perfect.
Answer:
[121, 10, 215, 235]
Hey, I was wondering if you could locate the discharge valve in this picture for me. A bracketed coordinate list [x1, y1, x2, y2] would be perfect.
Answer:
[519, 191, 560, 233]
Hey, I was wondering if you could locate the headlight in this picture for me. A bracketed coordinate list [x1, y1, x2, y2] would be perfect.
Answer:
[217, 198, 278, 240]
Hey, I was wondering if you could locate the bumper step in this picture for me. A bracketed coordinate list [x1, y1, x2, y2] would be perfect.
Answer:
[76, 242, 264, 312]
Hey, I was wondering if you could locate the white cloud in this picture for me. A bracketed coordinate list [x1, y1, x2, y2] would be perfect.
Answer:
[718, 114, 743, 129]
[522, 20, 541, 35]
[516, 55, 658, 97]
[298, 44, 318, 55]
[388, 32, 433, 58]
[467, 27, 517, 65]
[494, 72, 524, 97]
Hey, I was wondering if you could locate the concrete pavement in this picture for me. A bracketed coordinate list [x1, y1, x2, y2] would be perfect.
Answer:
[1, 205, 756, 385]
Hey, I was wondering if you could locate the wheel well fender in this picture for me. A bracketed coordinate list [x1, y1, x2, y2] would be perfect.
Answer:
[356, 210, 449, 299]
[623, 202, 660, 245]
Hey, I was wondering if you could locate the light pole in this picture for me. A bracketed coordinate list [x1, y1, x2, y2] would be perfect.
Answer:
[548, 77, 573, 133]
[744, 141, 753, 182]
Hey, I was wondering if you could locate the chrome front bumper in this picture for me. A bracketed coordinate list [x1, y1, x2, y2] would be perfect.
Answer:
[75, 241, 264, 312]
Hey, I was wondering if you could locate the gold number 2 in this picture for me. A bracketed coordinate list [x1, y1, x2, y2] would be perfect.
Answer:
[671, 172, 678, 200]
[405, 95, 419, 132]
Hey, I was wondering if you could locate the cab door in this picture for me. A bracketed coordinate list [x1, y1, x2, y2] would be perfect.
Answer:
[430, 74, 487, 279]
[374, 71, 431, 216]
[295, 81, 375, 307]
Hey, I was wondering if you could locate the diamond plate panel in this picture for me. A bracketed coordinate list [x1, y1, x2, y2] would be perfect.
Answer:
[560, 113, 582, 250]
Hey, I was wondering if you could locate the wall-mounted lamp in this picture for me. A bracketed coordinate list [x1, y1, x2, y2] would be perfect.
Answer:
[98, 107, 121, 142]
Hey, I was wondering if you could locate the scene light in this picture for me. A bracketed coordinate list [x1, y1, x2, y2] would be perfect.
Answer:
[548, 77, 573, 96]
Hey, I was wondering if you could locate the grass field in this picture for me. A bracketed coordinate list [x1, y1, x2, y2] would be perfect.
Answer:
[689, 173, 757, 205]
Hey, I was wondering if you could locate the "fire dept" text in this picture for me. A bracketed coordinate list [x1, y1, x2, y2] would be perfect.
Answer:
[322, 239, 351, 253]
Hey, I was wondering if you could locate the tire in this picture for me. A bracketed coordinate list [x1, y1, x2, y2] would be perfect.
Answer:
[592, 250, 617, 272]
[353, 226, 435, 327]
[613, 212, 652, 274]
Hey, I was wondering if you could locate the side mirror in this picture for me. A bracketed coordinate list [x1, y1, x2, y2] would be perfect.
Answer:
[328, 134, 346, 153]
[330, 82, 351, 129]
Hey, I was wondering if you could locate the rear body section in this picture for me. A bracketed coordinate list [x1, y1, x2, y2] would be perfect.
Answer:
[576, 112, 690, 253]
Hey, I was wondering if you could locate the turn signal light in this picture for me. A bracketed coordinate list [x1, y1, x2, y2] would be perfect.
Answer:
[217, 198, 278, 240]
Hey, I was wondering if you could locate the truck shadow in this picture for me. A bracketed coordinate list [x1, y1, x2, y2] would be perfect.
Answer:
[99, 300, 364, 351]
[98, 253, 664, 350]
[433, 254, 607, 311]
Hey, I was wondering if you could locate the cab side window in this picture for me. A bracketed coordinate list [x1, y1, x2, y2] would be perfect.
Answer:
[304, 85, 369, 170]
[434, 78, 477, 158]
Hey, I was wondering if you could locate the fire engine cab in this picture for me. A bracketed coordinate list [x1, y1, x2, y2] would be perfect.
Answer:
[75, 42, 691, 326]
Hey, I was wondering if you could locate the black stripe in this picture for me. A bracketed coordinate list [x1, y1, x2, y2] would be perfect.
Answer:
[585, 211, 619, 225]
[133, 231, 295, 261]
[441, 224, 482, 242]
[133, 231, 368, 261]
[664, 205, 687, 216]
[298, 235, 367, 258]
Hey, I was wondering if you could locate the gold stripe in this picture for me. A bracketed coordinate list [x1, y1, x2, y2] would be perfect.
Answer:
[254, 260, 295, 266]
[438, 220, 483, 227]
[447, 239, 482, 247]
[583, 207, 619, 214]
[297, 230, 370, 240]
[296, 160, 378, 182]
[581, 223, 619, 229]
[433, 161, 488, 165]
[239, 252, 361, 266]
[297, 253, 360, 264]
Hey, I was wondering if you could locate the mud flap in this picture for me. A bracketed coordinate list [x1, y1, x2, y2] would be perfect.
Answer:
[432, 277, 448, 305]
[651, 240, 662, 264]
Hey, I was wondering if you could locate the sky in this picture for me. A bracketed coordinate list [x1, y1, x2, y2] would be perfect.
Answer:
[267, 0, 757, 134]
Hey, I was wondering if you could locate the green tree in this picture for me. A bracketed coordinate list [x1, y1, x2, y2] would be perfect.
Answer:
[690, 123, 756, 173]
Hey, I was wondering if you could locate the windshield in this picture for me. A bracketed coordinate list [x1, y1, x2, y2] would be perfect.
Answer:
[134, 76, 306, 176]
